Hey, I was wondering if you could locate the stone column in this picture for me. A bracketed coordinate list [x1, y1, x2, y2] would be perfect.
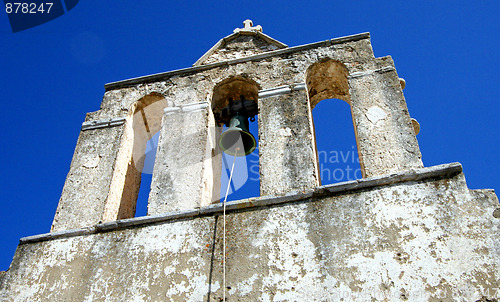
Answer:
[51, 118, 127, 232]
[348, 60, 423, 177]
[258, 89, 319, 196]
[148, 101, 220, 215]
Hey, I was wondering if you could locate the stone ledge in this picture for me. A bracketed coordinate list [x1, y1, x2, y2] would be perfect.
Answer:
[81, 117, 126, 131]
[258, 83, 306, 99]
[19, 162, 462, 244]
[348, 66, 395, 79]
[104, 32, 370, 91]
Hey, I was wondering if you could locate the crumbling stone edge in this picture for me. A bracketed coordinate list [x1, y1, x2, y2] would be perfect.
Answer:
[20, 162, 464, 244]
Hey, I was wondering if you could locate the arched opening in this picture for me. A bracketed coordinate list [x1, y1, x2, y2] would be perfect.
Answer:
[219, 116, 260, 201]
[313, 100, 362, 185]
[134, 131, 160, 217]
[306, 59, 363, 185]
[211, 76, 261, 201]
[306, 58, 350, 107]
[102, 93, 166, 221]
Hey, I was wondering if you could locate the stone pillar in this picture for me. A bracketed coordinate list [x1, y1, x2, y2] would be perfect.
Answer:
[348, 60, 423, 177]
[258, 90, 319, 196]
[148, 101, 220, 214]
[51, 119, 126, 232]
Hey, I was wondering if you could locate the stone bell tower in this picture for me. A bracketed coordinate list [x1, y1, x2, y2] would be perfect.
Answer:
[1, 20, 499, 301]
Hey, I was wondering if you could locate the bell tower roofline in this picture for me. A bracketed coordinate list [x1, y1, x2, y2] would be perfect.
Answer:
[193, 19, 288, 67]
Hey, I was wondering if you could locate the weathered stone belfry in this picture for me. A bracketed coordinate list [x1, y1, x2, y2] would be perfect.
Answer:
[51, 19, 423, 230]
[1, 20, 498, 301]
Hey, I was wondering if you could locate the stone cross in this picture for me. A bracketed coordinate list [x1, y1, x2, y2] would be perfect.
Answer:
[234, 19, 262, 33]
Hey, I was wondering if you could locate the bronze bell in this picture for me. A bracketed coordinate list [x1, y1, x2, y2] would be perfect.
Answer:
[219, 114, 257, 156]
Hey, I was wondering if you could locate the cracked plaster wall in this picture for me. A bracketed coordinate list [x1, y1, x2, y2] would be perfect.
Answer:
[2, 173, 499, 301]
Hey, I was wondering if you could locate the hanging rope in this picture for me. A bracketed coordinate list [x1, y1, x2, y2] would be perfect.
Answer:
[222, 148, 238, 301]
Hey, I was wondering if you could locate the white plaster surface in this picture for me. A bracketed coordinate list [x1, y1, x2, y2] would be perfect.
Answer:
[1, 173, 499, 301]
[366, 105, 387, 124]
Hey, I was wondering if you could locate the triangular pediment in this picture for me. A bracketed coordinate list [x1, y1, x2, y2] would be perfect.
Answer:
[193, 20, 287, 66]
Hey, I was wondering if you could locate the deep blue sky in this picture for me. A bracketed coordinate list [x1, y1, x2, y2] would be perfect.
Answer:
[1, 1, 499, 271]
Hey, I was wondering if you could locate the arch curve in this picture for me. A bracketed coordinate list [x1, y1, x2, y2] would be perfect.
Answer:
[103, 93, 167, 221]
[211, 75, 260, 125]
[305, 59, 350, 109]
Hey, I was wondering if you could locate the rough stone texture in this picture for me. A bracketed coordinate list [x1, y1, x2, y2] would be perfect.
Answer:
[2, 172, 499, 301]
[348, 58, 423, 177]
[259, 90, 319, 195]
[51, 125, 125, 231]
[20, 163, 466, 241]
[2, 217, 217, 301]
[52, 93, 168, 230]
[194, 20, 287, 67]
[148, 103, 220, 214]
[219, 175, 499, 301]
[200, 34, 283, 65]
